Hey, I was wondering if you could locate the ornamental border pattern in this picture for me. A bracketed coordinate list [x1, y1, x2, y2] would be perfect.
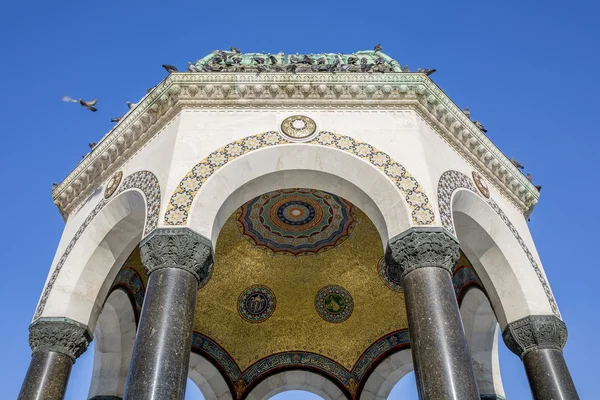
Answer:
[33, 170, 161, 320]
[436, 170, 559, 316]
[164, 130, 435, 226]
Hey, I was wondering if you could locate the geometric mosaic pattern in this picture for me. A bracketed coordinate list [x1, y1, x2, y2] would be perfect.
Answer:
[33, 170, 161, 319]
[237, 189, 355, 256]
[238, 286, 276, 323]
[436, 169, 560, 317]
[164, 131, 435, 226]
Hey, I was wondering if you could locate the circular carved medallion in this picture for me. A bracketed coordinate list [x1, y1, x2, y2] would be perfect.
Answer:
[280, 115, 317, 141]
[104, 171, 123, 199]
[238, 286, 276, 323]
[315, 285, 353, 323]
[472, 171, 490, 198]
[238, 189, 355, 256]
[378, 257, 403, 291]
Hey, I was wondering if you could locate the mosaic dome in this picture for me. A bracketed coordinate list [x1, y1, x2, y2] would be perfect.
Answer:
[237, 189, 355, 256]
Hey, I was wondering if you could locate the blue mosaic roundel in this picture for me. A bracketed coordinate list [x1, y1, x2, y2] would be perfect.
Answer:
[238, 286, 276, 323]
[378, 257, 403, 291]
[276, 201, 316, 226]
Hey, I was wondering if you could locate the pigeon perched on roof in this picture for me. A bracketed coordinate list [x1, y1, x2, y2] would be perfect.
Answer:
[526, 173, 533, 182]
[509, 157, 524, 169]
[187, 62, 198, 72]
[230, 46, 241, 54]
[89, 142, 97, 149]
[473, 120, 487, 133]
[417, 68, 437, 76]
[126, 101, 136, 110]
[162, 64, 178, 73]
[535, 185, 542, 192]
[463, 107, 471, 119]
[62, 96, 98, 112]
[402, 65, 410, 72]
[147, 87, 155, 94]
[111, 116, 123, 123]
[374, 44, 382, 52]
[52, 182, 58, 190]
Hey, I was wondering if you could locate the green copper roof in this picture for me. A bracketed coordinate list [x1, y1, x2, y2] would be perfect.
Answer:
[193, 50, 402, 73]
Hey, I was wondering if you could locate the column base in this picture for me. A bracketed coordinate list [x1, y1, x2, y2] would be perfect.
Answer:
[18, 351, 73, 400]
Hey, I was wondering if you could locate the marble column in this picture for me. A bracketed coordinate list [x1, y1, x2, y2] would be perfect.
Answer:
[19, 318, 91, 400]
[386, 227, 479, 399]
[124, 228, 213, 400]
[503, 315, 579, 400]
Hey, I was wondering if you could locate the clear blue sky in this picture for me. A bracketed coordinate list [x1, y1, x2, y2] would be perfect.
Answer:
[0, 0, 598, 398]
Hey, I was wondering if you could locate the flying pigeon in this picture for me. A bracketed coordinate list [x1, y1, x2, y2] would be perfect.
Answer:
[187, 62, 198, 72]
[463, 106, 471, 119]
[417, 68, 437, 76]
[230, 46, 241, 54]
[509, 157, 524, 169]
[374, 44, 382, 52]
[126, 101, 136, 110]
[402, 65, 410, 72]
[473, 120, 487, 133]
[63, 96, 98, 112]
[89, 142, 97, 149]
[162, 64, 178, 73]
[111, 116, 123, 123]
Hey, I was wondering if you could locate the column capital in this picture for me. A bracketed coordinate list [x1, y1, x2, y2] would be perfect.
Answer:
[502, 315, 568, 358]
[140, 227, 214, 286]
[28, 318, 91, 362]
[385, 227, 460, 284]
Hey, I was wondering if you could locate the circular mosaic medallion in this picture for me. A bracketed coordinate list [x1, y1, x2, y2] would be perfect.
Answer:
[238, 286, 276, 323]
[104, 171, 123, 199]
[280, 115, 317, 140]
[238, 189, 355, 256]
[315, 285, 353, 323]
[378, 257, 403, 291]
[472, 171, 490, 198]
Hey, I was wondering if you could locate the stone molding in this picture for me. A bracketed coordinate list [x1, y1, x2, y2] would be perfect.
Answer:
[51, 73, 538, 219]
[502, 315, 567, 358]
[385, 227, 460, 283]
[140, 227, 213, 286]
[28, 318, 92, 362]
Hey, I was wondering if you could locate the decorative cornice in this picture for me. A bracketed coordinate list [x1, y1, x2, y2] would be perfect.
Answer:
[385, 227, 460, 284]
[139, 227, 213, 286]
[28, 318, 92, 362]
[502, 315, 567, 358]
[52, 73, 539, 219]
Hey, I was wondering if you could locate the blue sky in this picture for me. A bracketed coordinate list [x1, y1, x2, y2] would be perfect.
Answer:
[0, 0, 598, 398]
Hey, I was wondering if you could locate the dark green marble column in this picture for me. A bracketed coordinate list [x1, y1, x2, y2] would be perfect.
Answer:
[18, 318, 91, 400]
[503, 315, 579, 400]
[124, 228, 213, 400]
[386, 228, 479, 400]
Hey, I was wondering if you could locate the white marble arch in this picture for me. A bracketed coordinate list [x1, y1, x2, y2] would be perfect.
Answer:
[451, 188, 555, 328]
[246, 370, 345, 400]
[359, 349, 413, 400]
[88, 289, 136, 399]
[186, 144, 411, 249]
[188, 353, 233, 400]
[38, 189, 147, 329]
[460, 288, 505, 399]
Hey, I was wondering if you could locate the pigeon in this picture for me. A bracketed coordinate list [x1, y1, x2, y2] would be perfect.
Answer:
[63, 96, 98, 112]
[89, 142, 97, 149]
[509, 157, 524, 169]
[535, 185, 542, 192]
[162, 64, 178, 74]
[463, 106, 471, 119]
[187, 62, 198, 72]
[374, 44, 382, 52]
[147, 87, 155, 94]
[402, 65, 410, 72]
[230, 46, 241, 54]
[417, 68, 437, 76]
[126, 101, 136, 110]
[256, 64, 268, 75]
[473, 120, 487, 133]
[111, 116, 123, 123]
[269, 55, 278, 65]
[52, 182, 58, 190]
[526, 173, 533, 182]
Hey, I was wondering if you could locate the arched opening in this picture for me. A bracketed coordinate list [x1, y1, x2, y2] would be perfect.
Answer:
[360, 349, 413, 399]
[88, 289, 136, 399]
[188, 352, 232, 400]
[459, 288, 505, 399]
[246, 371, 342, 400]
[270, 390, 325, 399]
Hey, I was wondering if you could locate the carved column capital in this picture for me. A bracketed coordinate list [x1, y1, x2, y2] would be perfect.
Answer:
[503, 315, 568, 358]
[385, 227, 460, 285]
[140, 227, 214, 286]
[28, 318, 92, 362]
